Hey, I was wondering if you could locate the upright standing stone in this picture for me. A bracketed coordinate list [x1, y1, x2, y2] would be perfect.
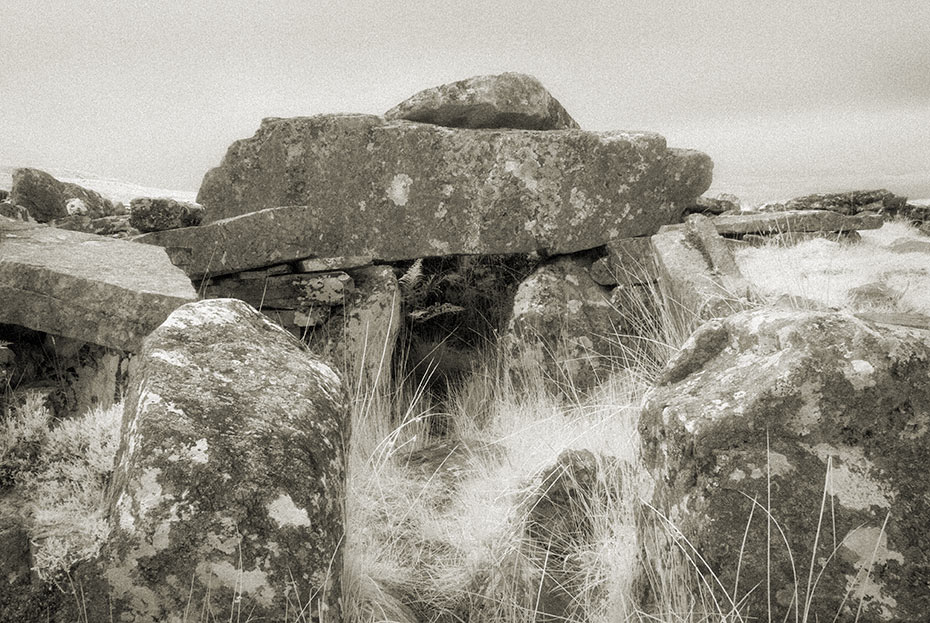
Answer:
[504, 257, 626, 390]
[310, 265, 401, 400]
[651, 214, 753, 321]
[92, 299, 348, 623]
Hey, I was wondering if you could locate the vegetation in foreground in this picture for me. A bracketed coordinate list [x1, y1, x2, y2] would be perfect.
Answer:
[0, 218, 924, 621]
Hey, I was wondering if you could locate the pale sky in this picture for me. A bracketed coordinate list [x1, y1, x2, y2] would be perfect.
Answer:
[2, 0, 929, 202]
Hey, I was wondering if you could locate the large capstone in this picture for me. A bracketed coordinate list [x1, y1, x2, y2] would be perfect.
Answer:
[176, 115, 710, 270]
[640, 309, 930, 622]
[94, 298, 348, 622]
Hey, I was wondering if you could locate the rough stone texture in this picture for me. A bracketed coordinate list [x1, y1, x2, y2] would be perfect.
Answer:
[9, 168, 116, 222]
[92, 298, 348, 623]
[309, 265, 401, 399]
[48, 214, 138, 237]
[651, 215, 753, 321]
[888, 237, 930, 254]
[920, 222, 930, 237]
[784, 189, 907, 215]
[294, 256, 373, 273]
[713, 210, 883, 237]
[742, 229, 862, 247]
[204, 271, 354, 309]
[685, 193, 740, 216]
[640, 309, 930, 622]
[189, 114, 711, 259]
[504, 256, 626, 390]
[901, 203, 930, 224]
[384, 72, 580, 130]
[518, 449, 623, 622]
[129, 197, 204, 233]
[0, 217, 197, 351]
[854, 311, 930, 331]
[589, 237, 658, 286]
[0, 202, 32, 221]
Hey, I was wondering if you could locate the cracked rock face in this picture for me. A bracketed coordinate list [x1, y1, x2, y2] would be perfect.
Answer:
[640, 309, 930, 622]
[95, 298, 348, 623]
[194, 114, 712, 260]
[384, 72, 580, 130]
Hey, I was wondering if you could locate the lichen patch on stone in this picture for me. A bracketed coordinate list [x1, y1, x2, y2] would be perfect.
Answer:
[841, 526, 903, 620]
[267, 494, 312, 528]
[845, 358, 877, 390]
[387, 173, 413, 206]
[809, 444, 894, 510]
[197, 560, 275, 606]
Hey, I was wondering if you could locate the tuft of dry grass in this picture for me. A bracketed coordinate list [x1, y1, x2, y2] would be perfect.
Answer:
[734, 218, 930, 315]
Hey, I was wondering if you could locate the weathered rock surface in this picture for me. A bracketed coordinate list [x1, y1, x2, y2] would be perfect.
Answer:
[783, 189, 907, 215]
[712, 210, 883, 237]
[9, 168, 117, 222]
[742, 229, 862, 247]
[589, 236, 657, 286]
[92, 298, 348, 622]
[505, 257, 626, 390]
[294, 255, 373, 273]
[888, 237, 930, 254]
[685, 193, 740, 216]
[48, 214, 138, 237]
[205, 270, 354, 309]
[651, 215, 753, 320]
[187, 114, 710, 262]
[0, 201, 32, 221]
[0, 217, 197, 351]
[518, 449, 622, 622]
[129, 197, 204, 232]
[640, 309, 930, 622]
[310, 265, 401, 399]
[384, 72, 580, 130]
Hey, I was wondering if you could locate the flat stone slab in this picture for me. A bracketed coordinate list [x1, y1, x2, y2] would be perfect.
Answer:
[204, 271, 353, 309]
[0, 217, 197, 351]
[384, 72, 580, 130]
[712, 210, 882, 236]
[652, 215, 753, 319]
[159, 115, 711, 275]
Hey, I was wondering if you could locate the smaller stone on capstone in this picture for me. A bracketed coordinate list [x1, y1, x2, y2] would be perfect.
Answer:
[385, 72, 580, 130]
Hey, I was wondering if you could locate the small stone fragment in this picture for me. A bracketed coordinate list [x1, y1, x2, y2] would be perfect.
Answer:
[129, 197, 204, 232]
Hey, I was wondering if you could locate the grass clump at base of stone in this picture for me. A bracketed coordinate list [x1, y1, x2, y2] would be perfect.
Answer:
[341, 270, 710, 623]
[0, 392, 121, 583]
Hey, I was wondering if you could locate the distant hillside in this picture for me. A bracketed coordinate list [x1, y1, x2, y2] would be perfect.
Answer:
[0, 165, 197, 205]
